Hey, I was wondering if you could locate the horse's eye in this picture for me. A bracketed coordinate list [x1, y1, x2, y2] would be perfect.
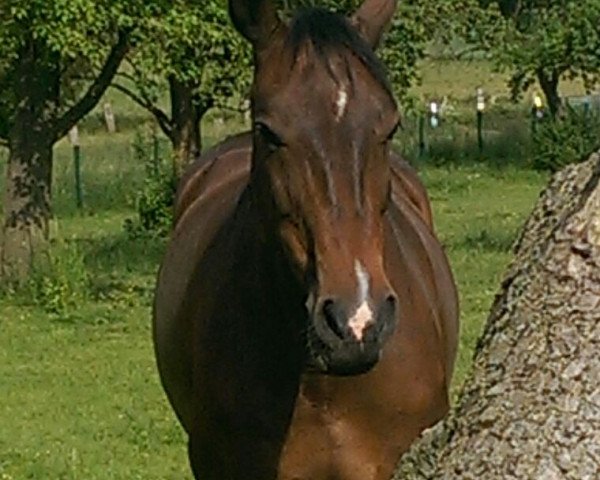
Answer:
[386, 121, 401, 142]
[255, 122, 285, 150]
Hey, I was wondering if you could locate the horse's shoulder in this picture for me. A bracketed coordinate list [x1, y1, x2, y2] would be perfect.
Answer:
[390, 153, 433, 228]
[174, 132, 252, 225]
[154, 133, 254, 428]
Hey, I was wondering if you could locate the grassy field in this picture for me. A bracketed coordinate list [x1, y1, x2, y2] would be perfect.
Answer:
[0, 60, 550, 478]
[414, 58, 587, 101]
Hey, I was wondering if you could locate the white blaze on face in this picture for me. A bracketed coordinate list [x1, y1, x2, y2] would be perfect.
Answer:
[335, 88, 348, 121]
[348, 260, 374, 341]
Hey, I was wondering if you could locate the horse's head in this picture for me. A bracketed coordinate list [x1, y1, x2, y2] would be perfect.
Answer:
[230, 0, 400, 376]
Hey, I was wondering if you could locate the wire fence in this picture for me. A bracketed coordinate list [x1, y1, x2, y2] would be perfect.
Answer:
[12, 92, 596, 211]
[394, 93, 600, 166]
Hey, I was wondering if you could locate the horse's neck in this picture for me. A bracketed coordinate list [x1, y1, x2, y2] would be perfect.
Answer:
[233, 187, 307, 340]
[237, 188, 303, 304]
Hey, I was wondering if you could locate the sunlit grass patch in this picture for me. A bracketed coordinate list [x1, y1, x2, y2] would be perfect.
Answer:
[0, 157, 547, 478]
[0, 59, 552, 477]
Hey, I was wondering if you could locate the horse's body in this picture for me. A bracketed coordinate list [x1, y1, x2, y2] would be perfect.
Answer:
[153, 2, 458, 479]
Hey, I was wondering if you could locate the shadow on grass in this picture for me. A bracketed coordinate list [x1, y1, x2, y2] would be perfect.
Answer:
[76, 231, 166, 301]
[0, 231, 164, 322]
[454, 228, 517, 253]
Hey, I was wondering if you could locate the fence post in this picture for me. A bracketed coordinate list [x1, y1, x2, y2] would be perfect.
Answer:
[477, 111, 483, 155]
[103, 102, 116, 133]
[418, 114, 425, 157]
[531, 93, 544, 136]
[69, 126, 83, 209]
[476, 87, 485, 155]
[429, 101, 439, 128]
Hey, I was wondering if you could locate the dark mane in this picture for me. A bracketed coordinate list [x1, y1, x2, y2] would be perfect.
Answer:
[287, 7, 392, 95]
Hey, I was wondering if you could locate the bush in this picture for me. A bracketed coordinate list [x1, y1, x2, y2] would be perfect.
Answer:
[134, 172, 176, 236]
[532, 106, 600, 172]
[26, 240, 90, 316]
[124, 129, 176, 238]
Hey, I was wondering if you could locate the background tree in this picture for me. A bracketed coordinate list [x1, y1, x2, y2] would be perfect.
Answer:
[113, 0, 252, 177]
[0, 0, 166, 279]
[395, 151, 600, 478]
[477, 0, 600, 116]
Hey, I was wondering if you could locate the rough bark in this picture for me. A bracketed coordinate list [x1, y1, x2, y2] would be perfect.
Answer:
[537, 69, 562, 118]
[1, 139, 53, 279]
[395, 152, 600, 479]
[168, 76, 206, 178]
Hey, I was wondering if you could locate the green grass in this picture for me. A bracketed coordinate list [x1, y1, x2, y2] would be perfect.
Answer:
[413, 58, 587, 102]
[0, 158, 547, 479]
[0, 306, 189, 479]
[419, 165, 547, 388]
[0, 59, 550, 478]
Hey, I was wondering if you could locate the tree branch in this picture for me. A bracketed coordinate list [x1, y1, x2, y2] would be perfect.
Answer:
[50, 31, 130, 142]
[111, 82, 173, 139]
[115, 70, 138, 84]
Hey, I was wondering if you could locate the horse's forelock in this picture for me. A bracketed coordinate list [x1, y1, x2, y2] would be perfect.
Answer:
[284, 8, 392, 97]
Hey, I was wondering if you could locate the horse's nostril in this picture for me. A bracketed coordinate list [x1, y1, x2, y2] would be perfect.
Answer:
[386, 293, 397, 308]
[384, 293, 397, 317]
[322, 298, 345, 339]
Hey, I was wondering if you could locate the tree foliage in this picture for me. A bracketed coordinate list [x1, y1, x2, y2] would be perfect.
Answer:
[113, 0, 252, 175]
[532, 105, 600, 171]
[0, 0, 166, 142]
[477, 0, 600, 115]
[121, 0, 252, 113]
[0, 0, 166, 278]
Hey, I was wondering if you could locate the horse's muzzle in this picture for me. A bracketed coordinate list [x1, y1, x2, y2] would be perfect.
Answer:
[307, 293, 397, 376]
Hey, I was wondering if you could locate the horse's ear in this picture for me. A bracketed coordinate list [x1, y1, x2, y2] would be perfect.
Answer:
[229, 0, 281, 48]
[350, 0, 397, 49]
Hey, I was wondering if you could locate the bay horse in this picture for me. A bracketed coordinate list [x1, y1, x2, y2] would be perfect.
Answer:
[153, 0, 459, 478]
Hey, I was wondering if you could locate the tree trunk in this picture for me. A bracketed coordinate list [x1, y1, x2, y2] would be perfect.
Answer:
[395, 152, 600, 479]
[1, 137, 53, 279]
[112, 74, 212, 180]
[168, 76, 206, 178]
[537, 69, 562, 118]
[0, 33, 127, 280]
[0, 40, 58, 280]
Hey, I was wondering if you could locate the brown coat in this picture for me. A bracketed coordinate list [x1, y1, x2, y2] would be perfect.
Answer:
[153, 1, 458, 479]
[153, 133, 458, 479]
